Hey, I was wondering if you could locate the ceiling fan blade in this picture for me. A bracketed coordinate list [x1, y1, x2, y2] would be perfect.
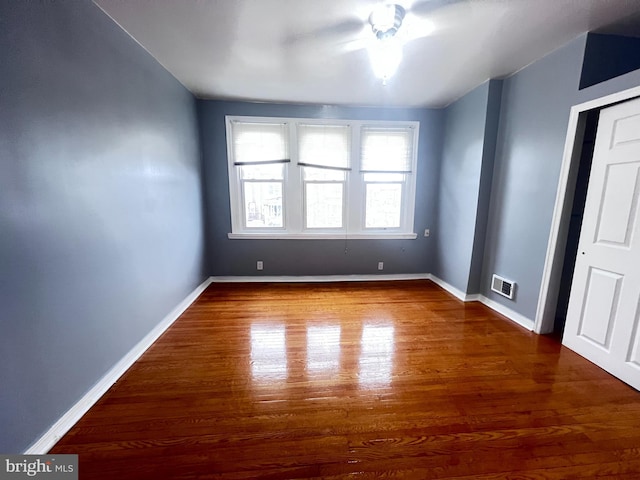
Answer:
[282, 18, 366, 48]
[409, 0, 467, 16]
[397, 0, 475, 44]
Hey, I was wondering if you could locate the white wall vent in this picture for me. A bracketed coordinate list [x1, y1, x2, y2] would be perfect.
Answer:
[491, 274, 515, 300]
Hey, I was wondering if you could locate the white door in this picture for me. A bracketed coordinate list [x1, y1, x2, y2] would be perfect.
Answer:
[563, 96, 640, 391]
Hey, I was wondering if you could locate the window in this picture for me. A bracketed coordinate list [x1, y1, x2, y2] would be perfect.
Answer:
[226, 116, 419, 239]
[298, 124, 350, 230]
[361, 126, 414, 230]
[230, 121, 288, 229]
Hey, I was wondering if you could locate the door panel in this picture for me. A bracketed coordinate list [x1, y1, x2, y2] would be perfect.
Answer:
[577, 267, 621, 349]
[611, 113, 640, 147]
[594, 162, 640, 246]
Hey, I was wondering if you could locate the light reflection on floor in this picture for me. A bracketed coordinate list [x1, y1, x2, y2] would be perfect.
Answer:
[358, 324, 395, 389]
[250, 324, 287, 382]
[307, 325, 341, 375]
[249, 321, 395, 390]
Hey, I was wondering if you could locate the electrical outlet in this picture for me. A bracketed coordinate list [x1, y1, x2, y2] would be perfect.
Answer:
[424, 229, 430, 237]
[378, 261, 384, 270]
[257, 261, 263, 271]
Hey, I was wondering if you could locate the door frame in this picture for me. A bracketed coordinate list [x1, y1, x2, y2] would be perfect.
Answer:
[535, 84, 640, 334]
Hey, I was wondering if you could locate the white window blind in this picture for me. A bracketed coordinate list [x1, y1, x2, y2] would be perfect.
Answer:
[231, 121, 289, 165]
[360, 126, 413, 173]
[298, 124, 351, 171]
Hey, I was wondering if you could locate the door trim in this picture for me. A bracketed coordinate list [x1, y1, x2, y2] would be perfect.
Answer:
[535, 85, 640, 334]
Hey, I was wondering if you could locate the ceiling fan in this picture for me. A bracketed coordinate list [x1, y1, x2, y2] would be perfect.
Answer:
[369, 3, 407, 40]
[367, 3, 410, 82]
[283, 0, 468, 82]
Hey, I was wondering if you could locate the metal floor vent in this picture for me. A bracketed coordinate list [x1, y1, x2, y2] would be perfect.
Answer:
[491, 274, 515, 300]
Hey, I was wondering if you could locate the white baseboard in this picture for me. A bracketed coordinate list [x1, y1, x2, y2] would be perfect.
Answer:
[210, 273, 431, 283]
[24, 277, 214, 454]
[476, 295, 534, 331]
[428, 275, 473, 302]
[428, 275, 533, 331]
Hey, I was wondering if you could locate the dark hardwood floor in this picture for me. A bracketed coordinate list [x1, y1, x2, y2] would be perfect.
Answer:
[51, 280, 640, 479]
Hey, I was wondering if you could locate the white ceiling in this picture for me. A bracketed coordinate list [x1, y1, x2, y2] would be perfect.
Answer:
[94, 0, 640, 108]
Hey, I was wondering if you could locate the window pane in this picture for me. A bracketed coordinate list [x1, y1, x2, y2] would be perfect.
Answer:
[366, 183, 402, 228]
[244, 182, 283, 228]
[364, 172, 405, 182]
[241, 163, 283, 180]
[303, 166, 345, 181]
[305, 183, 343, 229]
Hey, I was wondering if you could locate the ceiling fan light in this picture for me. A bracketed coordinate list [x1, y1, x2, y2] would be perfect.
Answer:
[369, 3, 406, 40]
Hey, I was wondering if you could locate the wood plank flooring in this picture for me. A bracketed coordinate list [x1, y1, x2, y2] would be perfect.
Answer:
[51, 280, 640, 479]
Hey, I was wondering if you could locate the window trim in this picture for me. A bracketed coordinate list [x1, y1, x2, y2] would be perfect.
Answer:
[226, 115, 420, 239]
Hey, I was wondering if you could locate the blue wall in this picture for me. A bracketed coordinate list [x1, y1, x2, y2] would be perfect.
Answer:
[0, 0, 206, 452]
[480, 34, 640, 321]
[468, 80, 503, 294]
[198, 101, 443, 276]
[434, 80, 501, 293]
[480, 36, 587, 320]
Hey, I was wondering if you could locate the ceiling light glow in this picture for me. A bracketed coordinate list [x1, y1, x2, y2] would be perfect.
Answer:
[368, 3, 406, 84]
[368, 36, 403, 84]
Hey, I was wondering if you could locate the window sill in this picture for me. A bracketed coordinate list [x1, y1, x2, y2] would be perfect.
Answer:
[227, 233, 418, 240]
